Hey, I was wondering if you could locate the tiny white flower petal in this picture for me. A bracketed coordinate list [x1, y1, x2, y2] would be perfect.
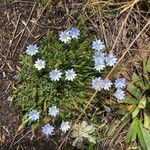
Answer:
[60, 121, 70, 133]
[49, 68, 62, 81]
[114, 89, 125, 101]
[92, 77, 103, 91]
[34, 59, 45, 70]
[106, 54, 117, 67]
[65, 69, 77, 81]
[69, 27, 80, 39]
[28, 109, 40, 121]
[114, 78, 126, 89]
[26, 44, 39, 56]
[94, 60, 106, 72]
[92, 39, 105, 51]
[102, 79, 112, 90]
[59, 31, 71, 43]
[42, 124, 54, 136]
[48, 106, 59, 117]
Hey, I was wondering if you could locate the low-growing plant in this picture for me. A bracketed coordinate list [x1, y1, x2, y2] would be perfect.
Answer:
[14, 31, 96, 119]
[71, 121, 96, 147]
[125, 57, 150, 149]
[13, 27, 128, 148]
[108, 57, 150, 149]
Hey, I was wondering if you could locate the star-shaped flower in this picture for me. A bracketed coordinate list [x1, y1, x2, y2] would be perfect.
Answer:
[65, 69, 77, 81]
[93, 51, 107, 62]
[69, 27, 80, 39]
[92, 39, 105, 51]
[114, 89, 125, 101]
[94, 59, 106, 72]
[105, 54, 117, 67]
[42, 124, 54, 136]
[34, 59, 45, 70]
[48, 106, 59, 117]
[28, 109, 40, 121]
[60, 121, 71, 133]
[59, 31, 71, 43]
[49, 68, 62, 81]
[26, 44, 39, 56]
[114, 78, 126, 89]
[101, 79, 112, 90]
[92, 77, 103, 91]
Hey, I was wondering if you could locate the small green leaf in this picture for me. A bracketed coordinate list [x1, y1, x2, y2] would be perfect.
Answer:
[132, 73, 145, 90]
[132, 73, 141, 82]
[138, 96, 146, 109]
[71, 121, 96, 146]
[123, 96, 138, 104]
[137, 119, 150, 150]
[126, 118, 139, 142]
[132, 107, 140, 118]
[127, 118, 150, 150]
[127, 83, 142, 99]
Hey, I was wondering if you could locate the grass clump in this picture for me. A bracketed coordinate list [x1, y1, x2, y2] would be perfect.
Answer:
[14, 30, 97, 120]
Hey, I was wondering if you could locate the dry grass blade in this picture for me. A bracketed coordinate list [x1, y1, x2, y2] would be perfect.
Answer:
[21, 0, 52, 52]
[0, 14, 21, 70]
[11, 2, 37, 57]
[111, 6, 133, 53]
[120, 0, 140, 14]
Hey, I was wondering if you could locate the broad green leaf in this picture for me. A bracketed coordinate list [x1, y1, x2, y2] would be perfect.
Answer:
[123, 96, 138, 104]
[115, 108, 127, 115]
[127, 83, 142, 99]
[137, 119, 150, 150]
[132, 73, 145, 90]
[127, 118, 150, 150]
[132, 73, 140, 82]
[126, 118, 139, 142]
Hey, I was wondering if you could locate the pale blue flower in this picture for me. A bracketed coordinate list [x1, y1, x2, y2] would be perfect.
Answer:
[65, 69, 77, 81]
[69, 27, 80, 39]
[26, 44, 39, 56]
[105, 54, 117, 66]
[93, 51, 107, 62]
[48, 106, 59, 117]
[28, 109, 40, 121]
[114, 78, 126, 89]
[34, 59, 45, 70]
[94, 59, 106, 72]
[92, 39, 105, 51]
[114, 89, 125, 101]
[42, 123, 54, 136]
[60, 121, 71, 133]
[59, 31, 71, 43]
[101, 79, 112, 90]
[49, 68, 62, 81]
[92, 77, 103, 91]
